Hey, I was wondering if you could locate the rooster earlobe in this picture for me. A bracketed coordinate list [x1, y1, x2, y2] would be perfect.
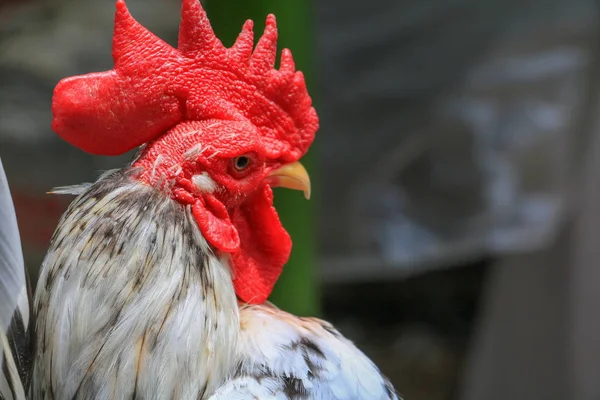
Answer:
[192, 196, 240, 253]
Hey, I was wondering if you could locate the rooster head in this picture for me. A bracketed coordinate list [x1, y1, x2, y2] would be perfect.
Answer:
[50, 0, 318, 304]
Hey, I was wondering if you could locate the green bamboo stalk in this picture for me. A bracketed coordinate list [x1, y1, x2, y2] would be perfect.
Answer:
[204, 0, 320, 316]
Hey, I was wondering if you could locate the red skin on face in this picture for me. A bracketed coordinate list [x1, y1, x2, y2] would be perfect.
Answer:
[50, 0, 318, 304]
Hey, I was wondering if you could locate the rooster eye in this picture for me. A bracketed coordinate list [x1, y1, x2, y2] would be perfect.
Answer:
[233, 155, 251, 171]
[228, 153, 261, 179]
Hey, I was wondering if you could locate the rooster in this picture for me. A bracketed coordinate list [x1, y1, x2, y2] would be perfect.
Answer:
[0, 0, 401, 399]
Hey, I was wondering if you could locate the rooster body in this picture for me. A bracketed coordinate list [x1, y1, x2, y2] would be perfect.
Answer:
[29, 170, 397, 399]
[0, 0, 401, 398]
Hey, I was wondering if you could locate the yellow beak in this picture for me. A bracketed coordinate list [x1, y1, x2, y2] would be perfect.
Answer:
[266, 161, 311, 200]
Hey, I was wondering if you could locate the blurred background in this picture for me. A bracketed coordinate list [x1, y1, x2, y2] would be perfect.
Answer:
[1, 0, 599, 399]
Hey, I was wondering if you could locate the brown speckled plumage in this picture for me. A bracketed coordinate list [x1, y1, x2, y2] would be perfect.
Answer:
[33, 169, 238, 399]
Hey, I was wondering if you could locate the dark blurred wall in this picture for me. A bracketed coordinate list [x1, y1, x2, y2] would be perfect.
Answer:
[316, 0, 595, 284]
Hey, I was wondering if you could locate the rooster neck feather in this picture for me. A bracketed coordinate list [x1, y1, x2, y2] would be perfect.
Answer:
[32, 169, 238, 399]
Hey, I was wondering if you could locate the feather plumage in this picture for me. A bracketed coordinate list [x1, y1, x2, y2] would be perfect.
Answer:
[0, 158, 32, 400]
[210, 303, 402, 400]
[30, 169, 401, 399]
[33, 170, 238, 399]
[0, 158, 24, 343]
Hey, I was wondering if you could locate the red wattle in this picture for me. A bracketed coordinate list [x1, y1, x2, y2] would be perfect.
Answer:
[192, 197, 240, 253]
[229, 185, 291, 304]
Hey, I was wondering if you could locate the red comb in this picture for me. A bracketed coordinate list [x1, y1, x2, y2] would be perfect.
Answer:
[51, 0, 318, 160]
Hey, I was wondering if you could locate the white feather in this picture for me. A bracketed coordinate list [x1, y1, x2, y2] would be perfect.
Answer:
[0, 158, 26, 334]
[184, 143, 203, 160]
[33, 175, 239, 399]
[192, 173, 217, 193]
[48, 183, 91, 196]
[0, 158, 28, 400]
[210, 304, 401, 400]
[0, 366, 14, 400]
[0, 331, 25, 400]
